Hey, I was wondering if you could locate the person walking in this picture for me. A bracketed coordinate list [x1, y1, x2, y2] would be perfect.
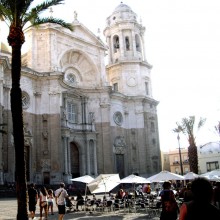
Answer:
[159, 181, 178, 220]
[179, 177, 220, 220]
[39, 186, 48, 220]
[55, 182, 69, 220]
[28, 183, 38, 220]
[47, 189, 54, 215]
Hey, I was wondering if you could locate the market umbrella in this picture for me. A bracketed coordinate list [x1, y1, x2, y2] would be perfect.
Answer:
[201, 174, 220, 181]
[146, 170, 184, 183]
[183, 172, 199, 180]
[70, 175, 95, 201]
[200, 169, 220, 177]
[120, 174, 151, 184]
[87, 174, 120, 194]
[120, 174, 151, 202]
[70, 175, 95, 184]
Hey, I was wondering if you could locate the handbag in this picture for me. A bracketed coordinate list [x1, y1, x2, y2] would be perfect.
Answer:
[41, 201, 47, 207]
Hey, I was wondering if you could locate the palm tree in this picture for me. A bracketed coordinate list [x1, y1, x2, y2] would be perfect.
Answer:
[0, 1, 72, 219]
[175, 116, 206, 174]
[0, 123, 7, 134]
[214, 121, 220, 139]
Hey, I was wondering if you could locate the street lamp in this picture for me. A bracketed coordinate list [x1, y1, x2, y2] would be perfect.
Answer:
[177, 133, 184, 175]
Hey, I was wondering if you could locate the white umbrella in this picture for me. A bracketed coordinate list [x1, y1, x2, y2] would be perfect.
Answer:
[70, 175, 95, 203]
[146, 170, 184, 183]
[120, 174, 151, 184]
[87, 174, 120, 194]
[70, 175, 94, 184]
[183, 172, 199, 180]
[201, 174, 220, 181]
[200, 169, 220, 177]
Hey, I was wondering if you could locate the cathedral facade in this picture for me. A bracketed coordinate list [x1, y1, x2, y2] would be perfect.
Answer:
[0, 3, 161, 185]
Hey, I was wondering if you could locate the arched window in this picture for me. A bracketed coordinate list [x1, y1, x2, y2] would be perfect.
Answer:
[135, 34, 141, 52]
[125, 36, 130, 50]
[113, 35, 120, 53]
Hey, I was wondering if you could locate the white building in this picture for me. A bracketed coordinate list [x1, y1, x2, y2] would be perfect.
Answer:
[0, 3, 161, 185]
[198, 141, 220, 174]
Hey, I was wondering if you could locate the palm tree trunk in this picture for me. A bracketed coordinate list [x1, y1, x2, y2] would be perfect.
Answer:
[188, 145, 198, 174]
[11, 44, 28, 220]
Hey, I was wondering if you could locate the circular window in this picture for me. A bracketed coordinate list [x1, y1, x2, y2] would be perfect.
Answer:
[66, 73, 76, 83]
[22, 92, 30, 109]
[113, 111, 123, 126]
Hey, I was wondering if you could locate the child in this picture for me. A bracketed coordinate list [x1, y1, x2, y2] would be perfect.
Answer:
[47, 189, 54, 215]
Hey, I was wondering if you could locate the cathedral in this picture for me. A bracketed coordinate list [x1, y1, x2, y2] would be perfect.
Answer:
[0, 3, 161, 185]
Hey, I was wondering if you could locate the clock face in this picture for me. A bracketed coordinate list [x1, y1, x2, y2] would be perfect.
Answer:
[22, 92, 30, 109]
[113, 111, 123, 126]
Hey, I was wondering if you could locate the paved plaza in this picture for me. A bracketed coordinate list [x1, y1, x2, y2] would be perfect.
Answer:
[0, 198, 160, 220]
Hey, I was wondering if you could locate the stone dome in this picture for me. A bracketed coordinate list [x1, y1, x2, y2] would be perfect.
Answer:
[106, 2, 137, 27]
[113, 2, 133, 13]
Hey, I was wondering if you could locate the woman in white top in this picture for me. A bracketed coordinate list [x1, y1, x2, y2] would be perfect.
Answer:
[39, 186, 48, 219]
[47, 189, 54, 215]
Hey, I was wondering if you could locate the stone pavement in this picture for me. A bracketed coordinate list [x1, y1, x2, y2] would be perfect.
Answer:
[0, 198, 160, 220]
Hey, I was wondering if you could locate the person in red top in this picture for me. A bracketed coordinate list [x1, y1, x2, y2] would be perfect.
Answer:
[179, 177, 220, 220]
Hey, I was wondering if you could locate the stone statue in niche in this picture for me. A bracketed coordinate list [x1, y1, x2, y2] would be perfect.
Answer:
[42, 130, 48, 139]
[42, 114, 48, 121]
[89, 112, 95, 123]
[113, 136, 126, 154]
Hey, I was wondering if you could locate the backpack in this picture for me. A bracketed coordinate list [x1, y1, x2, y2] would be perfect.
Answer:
[161, 190, 178, 213]
[164, 200, 178, 212]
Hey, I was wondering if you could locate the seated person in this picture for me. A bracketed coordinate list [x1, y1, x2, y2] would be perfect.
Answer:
[76, 191, 84, 211]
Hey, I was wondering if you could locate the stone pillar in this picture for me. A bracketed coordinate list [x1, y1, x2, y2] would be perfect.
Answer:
[140, 31, 146, 61]
[64, 137, 68, 174]
[93, 140, 98, 176]
[86, 140, 90, 175]
[67, 137, 71, 175]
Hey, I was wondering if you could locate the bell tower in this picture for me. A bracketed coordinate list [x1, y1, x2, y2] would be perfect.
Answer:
[104, 2, 153, 97]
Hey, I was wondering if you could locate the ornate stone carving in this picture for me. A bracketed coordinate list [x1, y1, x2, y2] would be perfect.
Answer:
[113, 136, 126, 154]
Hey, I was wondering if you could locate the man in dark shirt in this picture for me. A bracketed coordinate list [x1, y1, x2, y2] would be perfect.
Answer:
[179, 177, 220, 220]
[28, 183, 38, 219]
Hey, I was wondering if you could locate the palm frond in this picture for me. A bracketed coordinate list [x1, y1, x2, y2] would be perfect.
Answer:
[30, 17, 73, 31]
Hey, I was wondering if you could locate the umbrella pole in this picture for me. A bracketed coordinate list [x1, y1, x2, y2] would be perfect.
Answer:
[84, 183, 87, 213]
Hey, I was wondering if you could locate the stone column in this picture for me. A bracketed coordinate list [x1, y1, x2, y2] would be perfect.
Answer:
[64, 137, 68, 174]
[140, 30, 146, 61]
[93, 140, 98, 176]
[86, 140, 90, 175]
[67, 137, 71, 175]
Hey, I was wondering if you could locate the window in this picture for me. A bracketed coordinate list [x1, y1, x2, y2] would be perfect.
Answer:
[125, 36, 130, 50]
[135, 34, 141, 52]
[184, 167, 189, 173]
[206, 161, 219, 172]
[22, 92, 30, 109]
[67, 102, 77, 123]
[113, 35, 120, 53]
[145, 82, 149, 95]
[66, 73, 75, 83]
[150, 122, 155, 132]
[113, 83, 118, 92]
[175, 167, 179, 174]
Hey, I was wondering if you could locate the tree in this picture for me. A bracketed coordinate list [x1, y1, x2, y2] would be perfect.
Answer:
[0, 1, 72, 219]
[176, 116, 206, 174]
[214, 121, 220, 139]
[0, 123, 7, 134]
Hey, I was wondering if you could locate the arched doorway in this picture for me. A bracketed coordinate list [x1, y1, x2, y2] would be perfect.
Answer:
[70, 142, 80, 178]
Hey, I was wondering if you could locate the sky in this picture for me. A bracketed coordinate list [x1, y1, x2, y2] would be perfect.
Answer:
[2, 0, 220, 151]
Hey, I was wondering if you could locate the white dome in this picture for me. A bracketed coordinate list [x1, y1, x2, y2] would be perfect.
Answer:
[199, 142, 220, 154]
